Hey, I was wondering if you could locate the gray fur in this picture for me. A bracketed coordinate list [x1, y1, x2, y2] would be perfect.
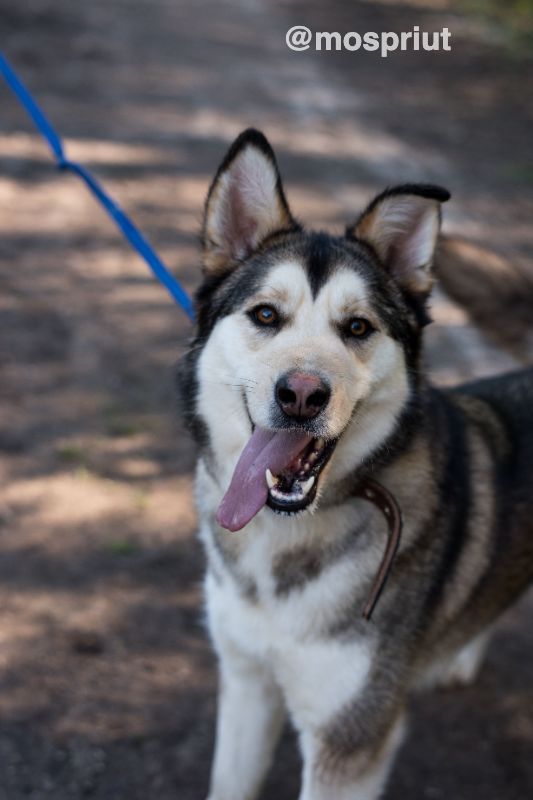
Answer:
[179, 130, 533, 800]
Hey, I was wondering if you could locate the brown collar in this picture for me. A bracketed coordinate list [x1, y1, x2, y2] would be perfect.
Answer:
[354, 479, 403, 621]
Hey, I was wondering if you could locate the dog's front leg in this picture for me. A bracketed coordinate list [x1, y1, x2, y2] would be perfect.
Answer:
[207, 645, 285, 800]
[298, 713, 406, 800]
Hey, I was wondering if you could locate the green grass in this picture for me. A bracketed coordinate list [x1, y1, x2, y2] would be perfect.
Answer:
[56, 443, 87, 464]
[133, 489, 149, 511]
[460, 0, 533, 51]
[105, 418, 143, 437]
[501, 161, 533, 186]
[102, 401, 144, 438]
[107, 539, 140, 556]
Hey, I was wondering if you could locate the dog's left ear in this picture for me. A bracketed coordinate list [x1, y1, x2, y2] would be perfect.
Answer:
[202, 128, 298, 274]
[347, 184, 450, 296]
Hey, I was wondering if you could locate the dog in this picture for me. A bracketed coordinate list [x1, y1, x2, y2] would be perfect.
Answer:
[178, 128, 533, 800]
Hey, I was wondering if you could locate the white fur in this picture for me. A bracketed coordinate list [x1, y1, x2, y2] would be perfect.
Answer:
[206, 631, 285, 800]
[357, 195, 440, 294]
[207, 146, 287, 263]
[196, 262, 409, 503]
[299, 716, 406, 800]
[202, 499, 383, 800]
[197, 259, 411, 799]
[417, 631, 491, 692]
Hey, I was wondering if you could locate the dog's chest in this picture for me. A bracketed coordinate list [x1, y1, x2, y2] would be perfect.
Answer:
[203, 498, 379, 655]
[204, 515, 379, 726]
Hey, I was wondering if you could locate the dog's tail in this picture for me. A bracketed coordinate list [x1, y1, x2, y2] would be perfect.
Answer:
[435, 235, 533, 354]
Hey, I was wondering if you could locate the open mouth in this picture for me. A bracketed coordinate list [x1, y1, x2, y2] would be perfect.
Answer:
[265, 436, 337, 514]
[216, 424, 340, 532]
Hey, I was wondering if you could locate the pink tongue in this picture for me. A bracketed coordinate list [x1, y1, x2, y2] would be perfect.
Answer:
[216, 427, 312, 532]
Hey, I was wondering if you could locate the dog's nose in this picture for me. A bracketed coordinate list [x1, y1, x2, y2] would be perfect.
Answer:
[275, 372, 331, 420]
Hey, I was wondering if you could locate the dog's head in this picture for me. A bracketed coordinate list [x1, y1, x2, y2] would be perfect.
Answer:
[181, 129, 449, 531]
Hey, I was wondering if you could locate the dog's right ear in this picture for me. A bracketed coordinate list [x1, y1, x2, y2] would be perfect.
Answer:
[201, 129, 297, 274]
[347, 184, 450, 298]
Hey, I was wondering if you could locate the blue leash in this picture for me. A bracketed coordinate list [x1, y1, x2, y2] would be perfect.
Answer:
[0, 51, 195, 322]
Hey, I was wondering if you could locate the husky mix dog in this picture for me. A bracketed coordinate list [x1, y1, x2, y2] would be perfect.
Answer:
[179, 129, 533, 800]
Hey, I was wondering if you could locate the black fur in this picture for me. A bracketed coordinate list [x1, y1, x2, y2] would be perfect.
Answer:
[356, 183, 451, 217]
[421, 391, 471, 620]
[200, 128, 299, 263]
[185, 131, 533, 796]
[305, 231, 335, 298]
[178, 226, 427, 455]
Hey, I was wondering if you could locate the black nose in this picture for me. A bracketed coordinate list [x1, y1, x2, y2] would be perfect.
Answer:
[275, 371, 331, 420]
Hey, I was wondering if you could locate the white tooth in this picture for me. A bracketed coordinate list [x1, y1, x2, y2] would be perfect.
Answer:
[301, 476, 315, 496]
[265, 468, 277, 489]
[316, 438, 325, 451]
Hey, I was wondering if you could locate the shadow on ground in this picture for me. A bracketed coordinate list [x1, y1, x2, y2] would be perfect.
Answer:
[1, 0, 533, 797]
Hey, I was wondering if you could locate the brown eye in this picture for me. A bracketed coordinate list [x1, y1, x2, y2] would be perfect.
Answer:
[252, 305, 278, 326]
[348, 318, 372, 338]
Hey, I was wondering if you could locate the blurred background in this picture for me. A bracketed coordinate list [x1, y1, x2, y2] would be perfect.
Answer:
[1, 1, 533, 798]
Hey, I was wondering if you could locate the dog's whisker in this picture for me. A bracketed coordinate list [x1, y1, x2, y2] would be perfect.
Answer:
[211, 373, 258, 386]
[200, 380, 257, 391]
[177, 133, 526, 800]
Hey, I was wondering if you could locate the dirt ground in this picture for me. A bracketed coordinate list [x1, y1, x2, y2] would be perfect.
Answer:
[1, 1, 533, 798]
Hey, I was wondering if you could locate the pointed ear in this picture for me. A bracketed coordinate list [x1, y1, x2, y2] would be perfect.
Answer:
[201, 129, 298, 274]
[347, 184, 450, 296]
